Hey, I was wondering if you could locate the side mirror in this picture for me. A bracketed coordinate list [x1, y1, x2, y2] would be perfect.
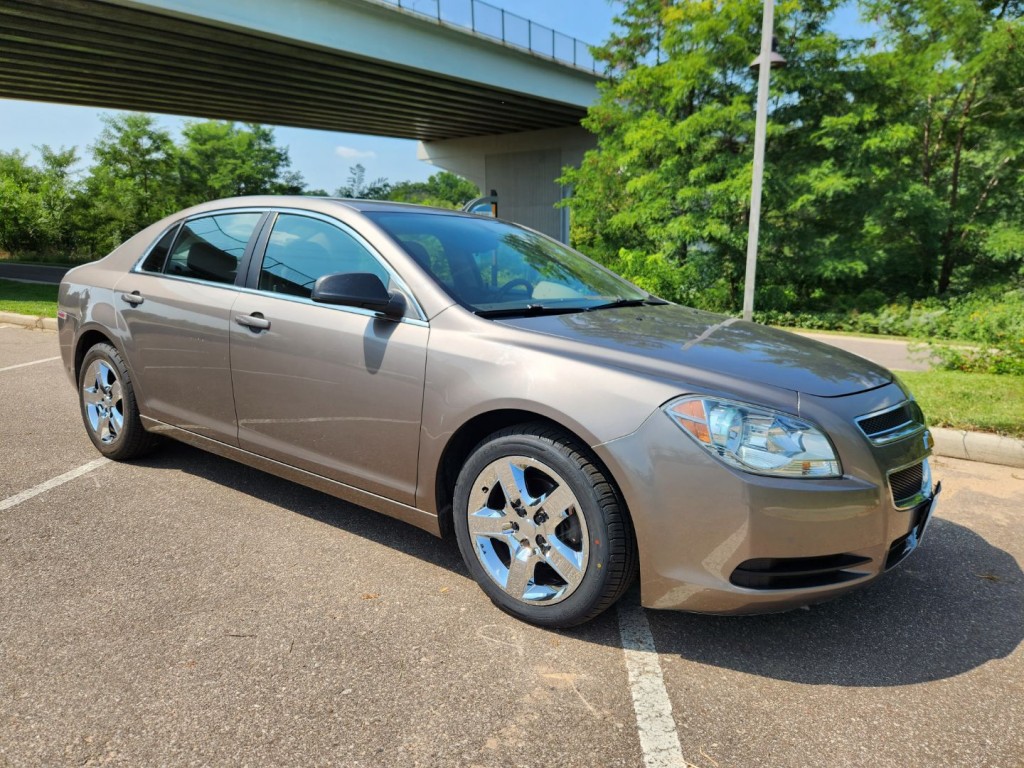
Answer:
[311, 272, 406, 318]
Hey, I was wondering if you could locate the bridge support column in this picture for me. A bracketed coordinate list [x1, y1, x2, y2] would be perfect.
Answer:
[418, 126, 595, 243]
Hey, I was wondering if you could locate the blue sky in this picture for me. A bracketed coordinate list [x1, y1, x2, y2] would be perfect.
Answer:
[0, 1, 869, 193]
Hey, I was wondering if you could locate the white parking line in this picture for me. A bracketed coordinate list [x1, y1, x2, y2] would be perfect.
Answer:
[618, 601, 687, 768]
[0, 457, 110, 512]
[0, 356, 60, 373]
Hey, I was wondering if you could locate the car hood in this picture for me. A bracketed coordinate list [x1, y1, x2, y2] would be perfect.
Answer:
[497, 304, 892, 398]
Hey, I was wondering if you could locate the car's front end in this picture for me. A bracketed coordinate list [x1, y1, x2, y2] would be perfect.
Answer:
[594, 376, 938, 613]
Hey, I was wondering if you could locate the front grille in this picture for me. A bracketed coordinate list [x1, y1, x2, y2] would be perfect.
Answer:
[889, 462, 926, 507]
[885, 490, 938, 569]
[856, 401, 924, 444]
[730, 553, 872, 590]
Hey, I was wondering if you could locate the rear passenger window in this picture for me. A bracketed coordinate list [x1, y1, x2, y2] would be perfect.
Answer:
[258, 214, 389, 298]
[140, 225, 178, 273]
[164, 213, 262, 285]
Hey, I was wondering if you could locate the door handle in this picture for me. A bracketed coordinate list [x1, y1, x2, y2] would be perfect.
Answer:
[120, 291, 144, 306]
[235, 313, 271, 331]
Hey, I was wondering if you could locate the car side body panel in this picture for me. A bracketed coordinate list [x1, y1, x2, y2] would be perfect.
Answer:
[230, 293, 428, 506]
[138, 415, 442, 536]
[59, 272, 127, 386]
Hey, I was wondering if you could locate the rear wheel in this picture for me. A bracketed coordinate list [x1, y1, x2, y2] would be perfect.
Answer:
[453, 423, 636, 628]
[78, 343, 158, 460]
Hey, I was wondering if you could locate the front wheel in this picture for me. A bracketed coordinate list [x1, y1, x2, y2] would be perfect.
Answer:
[453, 423, 637, 628]
[78, 342, 158, 460]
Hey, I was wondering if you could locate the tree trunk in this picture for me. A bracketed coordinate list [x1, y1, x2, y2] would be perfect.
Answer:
[937, 82, 976, 295]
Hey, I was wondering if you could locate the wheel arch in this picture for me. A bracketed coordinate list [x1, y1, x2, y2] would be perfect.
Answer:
[433, 409, 634, 545]
[74, 326, 120, 383]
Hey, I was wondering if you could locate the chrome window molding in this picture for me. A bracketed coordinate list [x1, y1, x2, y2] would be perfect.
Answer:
[130, 206, 268, 275]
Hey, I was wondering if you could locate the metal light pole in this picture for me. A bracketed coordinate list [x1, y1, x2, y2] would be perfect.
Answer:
[742, 1, 785, 322]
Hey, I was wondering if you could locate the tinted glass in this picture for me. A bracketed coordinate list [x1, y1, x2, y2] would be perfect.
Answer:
[140, 225, 178, 273]
[366, 212, 646, 313]
[164, 213, 262, 285]
[258, 214, 389, 298]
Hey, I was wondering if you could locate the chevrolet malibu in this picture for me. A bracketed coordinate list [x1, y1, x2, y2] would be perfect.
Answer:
[58, 197, 940, 627]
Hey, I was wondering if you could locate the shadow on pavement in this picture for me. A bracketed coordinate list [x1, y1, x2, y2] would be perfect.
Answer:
[134, 441, 468, 576]
[639, 517, 1023, 686]
[134, 443, 1021, 685]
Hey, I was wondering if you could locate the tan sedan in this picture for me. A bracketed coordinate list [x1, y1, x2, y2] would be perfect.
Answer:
[58, 197, 940, 627]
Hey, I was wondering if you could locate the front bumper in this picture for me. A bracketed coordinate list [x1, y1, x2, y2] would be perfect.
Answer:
[594, 386, 938, 614]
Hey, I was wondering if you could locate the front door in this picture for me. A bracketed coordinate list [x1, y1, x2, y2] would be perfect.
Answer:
[229, 212, 427, 505]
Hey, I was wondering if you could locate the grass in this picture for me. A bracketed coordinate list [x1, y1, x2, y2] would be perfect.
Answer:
[0, 279, 59, 317]
[900, 370, 1024, 439]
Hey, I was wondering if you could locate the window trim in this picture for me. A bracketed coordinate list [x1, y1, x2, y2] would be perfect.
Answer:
[131, 208, 270, 287]
[130, 206, 428, 324]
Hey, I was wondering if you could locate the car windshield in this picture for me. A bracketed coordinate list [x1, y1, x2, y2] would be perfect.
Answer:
[365, 212, 650, 316]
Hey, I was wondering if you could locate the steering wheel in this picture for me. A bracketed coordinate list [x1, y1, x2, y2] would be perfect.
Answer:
[496, 278, 533, 297]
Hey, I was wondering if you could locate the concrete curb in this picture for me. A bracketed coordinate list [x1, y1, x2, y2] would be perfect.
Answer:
[0, 310, 57, 331]
[931, 427, 1024, 470]
[2, 311, 1021, 468]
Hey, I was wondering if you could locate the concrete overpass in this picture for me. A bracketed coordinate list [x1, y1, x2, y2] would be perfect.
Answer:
[0, 0, 601, 238]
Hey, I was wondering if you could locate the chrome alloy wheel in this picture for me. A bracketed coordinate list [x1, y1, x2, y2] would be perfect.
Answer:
[466, 456, 590, 605]
[81, 359, 124, 444]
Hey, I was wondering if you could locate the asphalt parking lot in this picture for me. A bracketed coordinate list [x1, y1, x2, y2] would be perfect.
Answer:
[1, 324, 1022, 768]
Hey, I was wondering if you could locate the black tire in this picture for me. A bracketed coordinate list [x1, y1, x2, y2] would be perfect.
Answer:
[78, 342, 159, 461]
[453, 422, 637, 628]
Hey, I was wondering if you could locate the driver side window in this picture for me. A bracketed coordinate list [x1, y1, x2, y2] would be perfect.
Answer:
[258, 214, 389, 298]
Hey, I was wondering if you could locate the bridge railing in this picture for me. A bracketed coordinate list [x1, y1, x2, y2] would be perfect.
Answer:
[375, 0, 598, 73]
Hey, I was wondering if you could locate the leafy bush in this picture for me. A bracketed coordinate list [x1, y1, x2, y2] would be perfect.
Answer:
[756, 288, 1024, 375]
[924, 290, 1024, 375]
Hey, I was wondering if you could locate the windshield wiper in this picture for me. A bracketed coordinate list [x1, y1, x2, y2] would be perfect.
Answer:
[585, 297, 670, 311]
[476, 297, 670, 318]
[475, 304, 588, 319]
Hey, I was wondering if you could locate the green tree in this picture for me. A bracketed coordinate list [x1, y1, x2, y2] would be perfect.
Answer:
[35, 145, 82, 253]
[564, 0, 1022, 309]
[388, 171, 479, 208]
[84, 113, 178, 253]
[782, 0, 1024, 301]
[562, 0, 842, 309]
[0, 150, 44, 254]
[178, 121, 305, 204]
[598, 0, 670, 71]
[0, 146, 82, 257]
[335, 163, 392, 199]
[859, 0, 1023, 294]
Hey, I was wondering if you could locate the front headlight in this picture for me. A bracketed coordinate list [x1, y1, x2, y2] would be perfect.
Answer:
[665, 396, 841, 478]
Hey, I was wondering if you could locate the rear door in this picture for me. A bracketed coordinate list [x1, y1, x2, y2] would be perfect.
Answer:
[116, 210, 265, 445]
[229, 211, 428, 505]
